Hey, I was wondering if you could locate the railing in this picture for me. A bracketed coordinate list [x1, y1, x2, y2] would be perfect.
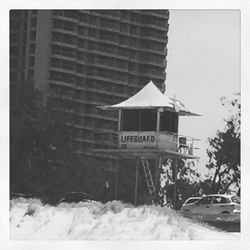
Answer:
[177, 136, 196, 156]
[159, 131, 200, 156]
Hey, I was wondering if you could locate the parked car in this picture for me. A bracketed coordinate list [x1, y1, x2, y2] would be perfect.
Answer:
[10, 193, 33, 200]
[58, 192, 95, 204]
[180, 194, 240, 215]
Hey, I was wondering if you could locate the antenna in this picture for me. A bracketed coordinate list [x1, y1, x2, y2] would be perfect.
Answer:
[173, 94, 180, 112]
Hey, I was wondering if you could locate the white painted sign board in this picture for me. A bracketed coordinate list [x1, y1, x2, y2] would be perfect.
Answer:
[119, 131, 178, 152]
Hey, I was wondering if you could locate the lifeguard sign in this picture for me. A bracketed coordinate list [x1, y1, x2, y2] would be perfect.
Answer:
[102, 81, 200, 156]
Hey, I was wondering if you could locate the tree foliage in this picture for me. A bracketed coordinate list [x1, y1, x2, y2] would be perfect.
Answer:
[206, 93, 240, 194]
[10, 80, 84, 204]
[158, 158, 201, 209]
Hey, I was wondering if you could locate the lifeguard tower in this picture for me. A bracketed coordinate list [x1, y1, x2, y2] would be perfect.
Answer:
[95, 81, 200, 207]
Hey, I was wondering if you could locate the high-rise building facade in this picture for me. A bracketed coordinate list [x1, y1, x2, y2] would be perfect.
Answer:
[10, 10, 169, 168]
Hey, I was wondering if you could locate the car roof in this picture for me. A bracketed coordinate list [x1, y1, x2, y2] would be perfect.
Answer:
[203, 194, 234, 198]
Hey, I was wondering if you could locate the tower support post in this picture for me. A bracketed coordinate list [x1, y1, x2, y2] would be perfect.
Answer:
[134, 157, 140, 206]
[114, 160, 119, 200]
[173, 158, 178, 210]
[154, 155, 162, 203]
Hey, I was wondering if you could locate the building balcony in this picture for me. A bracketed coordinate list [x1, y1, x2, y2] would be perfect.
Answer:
[86, 48, 166, 65]
[68, 122, 94, 131]
[51, 11, 169, 38]
[86, 35, 166, 56]
[85, 86, 127, 98]
[51, 40, 78, 49]
[51, 27, 77, 36]
[52, 12, 80, 25]
[48, 81, 127, 99]
[140, 10, 169, 19]
[50, 53, 76, 62]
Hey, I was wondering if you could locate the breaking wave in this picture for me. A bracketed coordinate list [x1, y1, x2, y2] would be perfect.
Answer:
[10, 199, 239, 240]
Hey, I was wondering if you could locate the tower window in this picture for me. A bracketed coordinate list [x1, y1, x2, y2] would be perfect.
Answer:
[122, 109, 157, 131]
[160, 111, 178, 133]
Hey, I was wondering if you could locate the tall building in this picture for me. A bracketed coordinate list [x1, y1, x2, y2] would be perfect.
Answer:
[10, 10, 169, 199]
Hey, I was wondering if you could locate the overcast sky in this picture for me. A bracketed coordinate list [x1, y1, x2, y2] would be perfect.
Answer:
[165, 10, 240, 171]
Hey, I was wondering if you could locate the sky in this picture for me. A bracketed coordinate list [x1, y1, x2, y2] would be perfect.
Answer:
[165, 10, 240, 172]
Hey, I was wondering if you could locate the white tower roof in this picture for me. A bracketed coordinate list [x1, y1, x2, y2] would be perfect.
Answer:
[102, 81, 200, 116]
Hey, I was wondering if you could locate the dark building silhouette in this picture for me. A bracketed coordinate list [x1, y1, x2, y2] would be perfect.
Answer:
[10, 10, 169, 200]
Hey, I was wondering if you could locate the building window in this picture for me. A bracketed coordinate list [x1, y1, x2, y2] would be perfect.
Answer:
[116, 60, 127, 68]
[98, 43, 116, 54]
[10, 72, 17, 81]
[119, 35, 128, 46]
[101, 18, 118, 30]
[130, 25, 139, 35]
[30, 43, 36, 53]
[52, 32, 76, 45]
[10, 59, 18, 68]
[89, 15, 97, 25]
[130, 12, 140, 23]
[10, 46, 19, 56]
[49, 70, 75, 84]
[100, 31, 118, 43]
[22, 47, 26, 56]
[79, 13, 88, 23]
[51, 45, 76, 58]
[31, 17, 37, 27]
[22, 32, 27, 43]
[29, 56, 35, 67]
[120, 10, 128, 20]
[78, 26, 85, 36]
[120, 23, 128, 33]
[51, 58, 75, 70]
[128, 75, 136, 84]
[76, 64, 83, 73]
[78, 38, 86, 48]
[77, 51, 86, 61]
[101, 10, 120, 17]
[64, 10, 78, 19]
[30, 30, 36, 40]
[10, 10, 21, 18]
[10, 33, 20, 43]
[89, 28, 98, 39]
[129, 37, 138, 47]
[23, 19, 28, 30]
[117, 47, 129, 57]
[10, 21, 20, 29]
[53, 19, 75, 32]
[28, 69, 34, 77]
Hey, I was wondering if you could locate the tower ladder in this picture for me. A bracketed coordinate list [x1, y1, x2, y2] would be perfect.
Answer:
[140, 156, 156, 205]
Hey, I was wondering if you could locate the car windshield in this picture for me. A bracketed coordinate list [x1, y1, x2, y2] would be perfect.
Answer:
[231, 195, 240, 204]
[186, 198, 199, 204]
